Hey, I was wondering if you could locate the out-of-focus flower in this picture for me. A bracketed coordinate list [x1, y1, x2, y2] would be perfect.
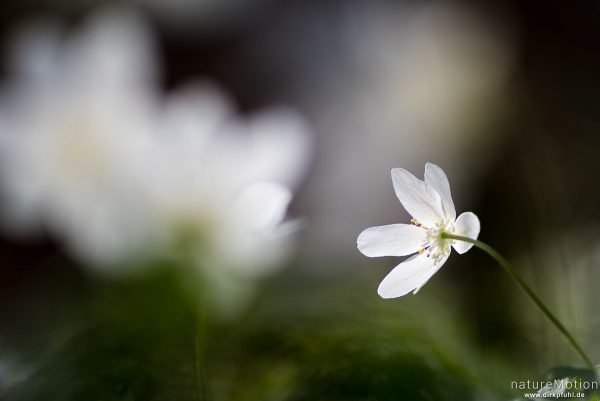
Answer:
[0, 8, 311, 289]
[357, 163, 480, 298]
[148, 87, 310, 313]
[150, 85, 311, 277]
[0, 9, 161, 267]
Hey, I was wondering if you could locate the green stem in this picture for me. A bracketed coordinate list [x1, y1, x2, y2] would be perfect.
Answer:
[441, 232, 593, 368]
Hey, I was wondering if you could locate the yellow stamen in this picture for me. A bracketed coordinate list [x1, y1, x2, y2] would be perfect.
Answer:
[418, 247, 425, 254]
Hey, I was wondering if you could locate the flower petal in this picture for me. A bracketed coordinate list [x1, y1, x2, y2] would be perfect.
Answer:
[391, 168, 444, 228]
[412, 250, 451, 294]
[357, 224, 427, 257]
[233, 182, 292, 232]
[246, 109, 312, 189]
[377, 253, 436, 298]
[424, 162, 455, 221]
[451, 211, 480, 254]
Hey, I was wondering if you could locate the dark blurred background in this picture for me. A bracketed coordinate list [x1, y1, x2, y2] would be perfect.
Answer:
[0, 0, 598, 400]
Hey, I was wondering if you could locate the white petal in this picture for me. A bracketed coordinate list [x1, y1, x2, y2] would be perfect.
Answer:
[67, 8, 157, 90]
[424, 162, 455, 221]
[412, 250, 451, 294]
[377, 253, 436, 298]
[357, 224, 427, 257]
[162, 83, 232, 148]
[451, 211, 480, 254]
[234, 182, 292, 232]
[391, 168, 444, 228]
[213, 109, 311, 192]
[246, 108, 312, 189]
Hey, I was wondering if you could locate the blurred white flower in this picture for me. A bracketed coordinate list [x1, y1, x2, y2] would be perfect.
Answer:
[357, 163, 480, 298]
[0, 9, 311, 284]
[150, 85, 311, 275]
[0, 9, 161, 266]
[147, 89, 310, 314]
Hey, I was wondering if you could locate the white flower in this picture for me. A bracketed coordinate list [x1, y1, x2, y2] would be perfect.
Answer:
[0, 9, 311, 282]
[0, 9, 161, 266]
[151, 85, 311, 274]
[357, 163, 480, 298]
[145, 86, 311, 315]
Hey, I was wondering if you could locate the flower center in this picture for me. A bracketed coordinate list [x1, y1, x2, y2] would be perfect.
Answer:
[412, 219, 453, 263]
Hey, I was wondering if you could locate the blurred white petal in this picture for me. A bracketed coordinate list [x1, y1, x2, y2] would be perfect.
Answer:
[162, 82, 233, 150]
[234, 182, 292, 232]
[62, 7, 158, 92]
[245, 109, 312, 189]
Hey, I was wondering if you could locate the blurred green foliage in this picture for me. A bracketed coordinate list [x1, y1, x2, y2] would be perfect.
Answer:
[0, 259, 534, 401]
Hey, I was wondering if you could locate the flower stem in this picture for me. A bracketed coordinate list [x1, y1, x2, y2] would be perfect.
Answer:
[441, 232, 593, 368]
